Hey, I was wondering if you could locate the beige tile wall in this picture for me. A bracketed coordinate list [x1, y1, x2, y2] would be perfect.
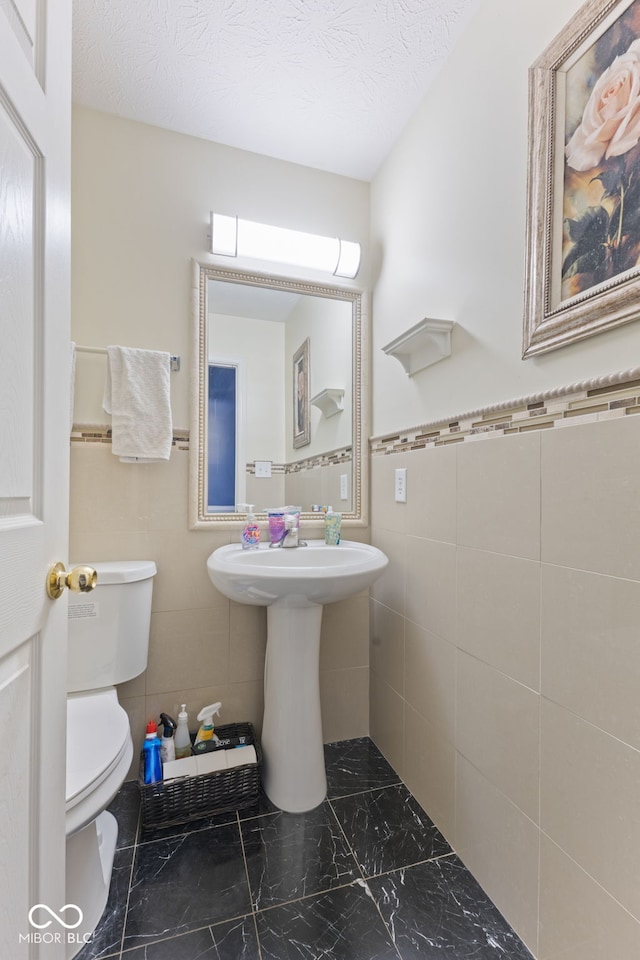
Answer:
[245, 459, 352, 513]
[284, 460, 352, 512]
[69, 439, 370, 778]
[370, 412, 640, 958]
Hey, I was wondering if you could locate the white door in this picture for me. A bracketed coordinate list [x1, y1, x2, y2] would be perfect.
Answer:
[0, 2, 72, 958]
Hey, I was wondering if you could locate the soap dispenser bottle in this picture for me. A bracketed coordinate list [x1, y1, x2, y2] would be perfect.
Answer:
[174, 704, 192, 759]
[143, 721, 163, 784]
[241, 505, 261, 550]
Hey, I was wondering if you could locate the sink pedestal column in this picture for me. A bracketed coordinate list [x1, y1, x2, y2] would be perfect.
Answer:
[261, 601, 326, 812]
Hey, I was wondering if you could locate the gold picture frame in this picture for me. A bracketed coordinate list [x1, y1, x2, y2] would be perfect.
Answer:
[523, 0, 640, 356]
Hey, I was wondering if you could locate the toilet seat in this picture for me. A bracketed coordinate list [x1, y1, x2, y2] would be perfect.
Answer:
[66, 688, 133, 837]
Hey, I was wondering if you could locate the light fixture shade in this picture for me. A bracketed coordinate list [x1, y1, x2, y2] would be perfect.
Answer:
[210, 214, 237, 256]
[210, 213, 360, 279]
[335, 240, 361, 279]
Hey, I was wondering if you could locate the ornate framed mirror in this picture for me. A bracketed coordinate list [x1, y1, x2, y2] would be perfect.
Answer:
[189, 261, 368, 528]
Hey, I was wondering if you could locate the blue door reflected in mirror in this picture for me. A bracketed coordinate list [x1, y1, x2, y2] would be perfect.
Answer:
[208, 363, 237, 512]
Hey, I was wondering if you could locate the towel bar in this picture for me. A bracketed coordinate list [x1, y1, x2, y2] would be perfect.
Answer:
[75, 345, 180, 372]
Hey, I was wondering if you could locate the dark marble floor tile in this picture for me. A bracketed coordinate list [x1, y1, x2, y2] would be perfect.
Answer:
[208, 916, 261, 960]
[324, 737, 401, 799]
[76, 845, 134, 960]
[241, 804, 360, 910]
[331, 784, 452, 877]
[370, 855, 534, 960]
[121, 916, 261, 959]
[109, 780, 141, 849]
[122, 823, 252, 950]
[121, 926, 216, 959]
[256, 881, 399, 960]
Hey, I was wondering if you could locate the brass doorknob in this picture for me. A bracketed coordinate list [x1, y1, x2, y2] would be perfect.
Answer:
[46, 563, 98, 600]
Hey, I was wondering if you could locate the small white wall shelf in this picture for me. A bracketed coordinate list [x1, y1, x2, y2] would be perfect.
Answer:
[311, 388, 344, 418]
[382, 318, 454, 376]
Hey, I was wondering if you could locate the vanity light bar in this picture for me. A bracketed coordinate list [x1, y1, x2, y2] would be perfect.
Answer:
[209, 213, 361, 279]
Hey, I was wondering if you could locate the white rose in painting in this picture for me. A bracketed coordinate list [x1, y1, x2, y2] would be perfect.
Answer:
[566, 38, 640, 171]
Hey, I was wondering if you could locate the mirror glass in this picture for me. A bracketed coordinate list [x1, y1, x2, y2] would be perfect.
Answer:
[190, 263, 366, 527]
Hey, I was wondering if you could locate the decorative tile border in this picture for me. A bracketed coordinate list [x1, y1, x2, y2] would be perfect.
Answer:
[245, 461, 286, 476]
[370, 369, 640, 455]
[246, 446, 352, 475]
[285, 446, 352, 475]
[71, 427, 350, 471]
[71, 425, 190, 451]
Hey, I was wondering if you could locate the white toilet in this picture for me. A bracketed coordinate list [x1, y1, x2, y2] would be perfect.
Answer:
[65, 560, 156, 958]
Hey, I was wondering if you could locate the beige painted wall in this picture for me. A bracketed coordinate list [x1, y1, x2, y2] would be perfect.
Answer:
[72, 106, 369, 429]
[370, 0, 640, 438]
[70, 106, 371, 774]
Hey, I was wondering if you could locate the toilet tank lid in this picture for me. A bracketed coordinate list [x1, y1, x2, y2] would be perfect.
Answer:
[71, 560, 157, 584]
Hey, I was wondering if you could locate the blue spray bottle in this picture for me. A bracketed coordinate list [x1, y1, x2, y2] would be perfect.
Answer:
[143, 721, 163, 784]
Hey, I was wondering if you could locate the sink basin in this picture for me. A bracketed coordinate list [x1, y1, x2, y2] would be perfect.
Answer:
[206, 539, 388, 812]
[207, 539, 388, 607]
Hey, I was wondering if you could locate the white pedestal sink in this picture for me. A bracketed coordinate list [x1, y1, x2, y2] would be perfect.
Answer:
[207, 540, 388, 812]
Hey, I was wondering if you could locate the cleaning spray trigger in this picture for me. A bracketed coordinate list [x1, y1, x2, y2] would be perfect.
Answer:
[194, 702, 222, 745]
[159, 712, 177, 763]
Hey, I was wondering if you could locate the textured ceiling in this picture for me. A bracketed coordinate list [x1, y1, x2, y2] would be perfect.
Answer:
[72, 0, 479, 181]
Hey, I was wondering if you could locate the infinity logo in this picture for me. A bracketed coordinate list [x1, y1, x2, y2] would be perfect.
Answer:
[28, 904, 84, 930]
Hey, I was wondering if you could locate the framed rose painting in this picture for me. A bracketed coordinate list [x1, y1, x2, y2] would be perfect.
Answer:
[524, 0, 640, 356]
[292, 337, 310, 449]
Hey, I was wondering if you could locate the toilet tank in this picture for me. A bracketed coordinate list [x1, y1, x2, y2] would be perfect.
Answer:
[67, 560, 157, 694]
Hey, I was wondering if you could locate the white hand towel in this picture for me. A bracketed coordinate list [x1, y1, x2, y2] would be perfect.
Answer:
[103, 346, 172, 461]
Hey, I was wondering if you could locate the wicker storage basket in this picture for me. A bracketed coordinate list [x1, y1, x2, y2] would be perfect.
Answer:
[138, 722, 261, 829]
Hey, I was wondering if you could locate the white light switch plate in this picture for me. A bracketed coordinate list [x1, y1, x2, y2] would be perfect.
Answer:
[395, 467, 407, 502]
[255, 460, 272, 478]
[340, 474, 348, 500]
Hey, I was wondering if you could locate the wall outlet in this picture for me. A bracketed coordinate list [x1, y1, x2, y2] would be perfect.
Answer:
[255, 460, 272, 478]
[395, 467, 407, 502]
[340, 473, 348, 500]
